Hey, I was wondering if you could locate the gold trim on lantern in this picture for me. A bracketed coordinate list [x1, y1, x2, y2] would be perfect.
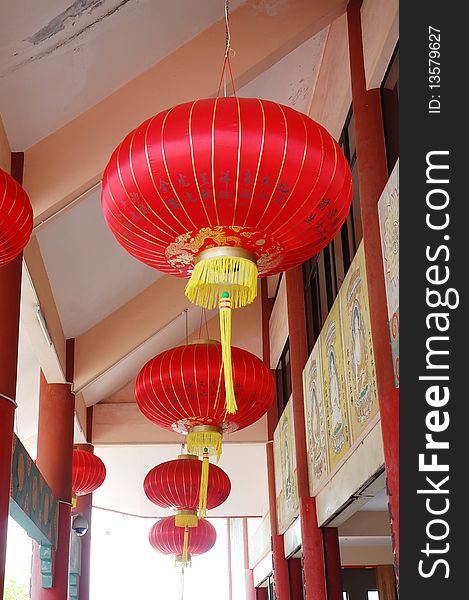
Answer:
[175, 509, 199, 528]
[187, 339, 220, 346]
[194, 246, 257, 265]
[176, 453, 199, 460]
[186, 246, 259, 310]
[187, 425, 223, 461]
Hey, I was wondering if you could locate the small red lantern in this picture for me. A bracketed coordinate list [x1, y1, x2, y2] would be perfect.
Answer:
[102, 97, 352, 411]
[149, 516, 216, 566]
[72, 449, 106, 500]
[135, 340, 274, 458]
[1, 168, 33, 267]
[144, 453, 231, 522]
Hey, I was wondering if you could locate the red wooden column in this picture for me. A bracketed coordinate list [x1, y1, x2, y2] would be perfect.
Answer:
[347, 0, 399, 571]
[261, 279, 291, 600]
[0, 255, 22, 597]
[0, 153, 25, 597]
[31, 363, 75, 599]
[289, 558, 304, 600]
[285, 266, 328, 600]
[257, 588, 268, 600]
[323, 528, 343, 600]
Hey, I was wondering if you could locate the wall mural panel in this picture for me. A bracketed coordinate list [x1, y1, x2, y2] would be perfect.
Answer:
[340, 244, 379, 441]
[303, 240, 380, 495]
[303, 340, 329, 495]
[378, 159, 399, 387]
[273, 398, 299, 534]
[10, 434, 58, 547]
[321, 301, 351, 471]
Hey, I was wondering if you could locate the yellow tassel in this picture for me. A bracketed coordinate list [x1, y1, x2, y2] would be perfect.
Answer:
[187, 428, 223, 462]
[198, 451, 210, 519]
[219, 293, 237, 414]
[175, 511, 199, 528]
[72, 494, 77, 509]
[182, 527, 189, 564]
[185, 254, 258, 309]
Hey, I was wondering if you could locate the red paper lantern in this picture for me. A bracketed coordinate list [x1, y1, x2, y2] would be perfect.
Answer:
[144, 454, 230, 512]
[1, 168, 33, 267]
[149, 516, 216, 565]
[102, 97, 352, 412]
[135, 340, 274, 457]
[102, 97, 351, 286]
[72, 449, 106, 497]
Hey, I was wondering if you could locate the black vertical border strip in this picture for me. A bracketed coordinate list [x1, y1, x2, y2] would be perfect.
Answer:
[400, 2, 465, 597]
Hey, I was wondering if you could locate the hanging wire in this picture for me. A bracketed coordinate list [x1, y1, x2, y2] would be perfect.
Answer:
[217, 0, 236, 98]
[184, 308, 189, 345]
[180, 565, 185, 600]
[224, 0, 231, 57]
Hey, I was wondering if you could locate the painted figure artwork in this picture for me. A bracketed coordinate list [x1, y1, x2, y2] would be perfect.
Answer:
[378, 160, 400, 387]
[321, 305, 350, 471]
[341, 243, 379, 442]
[273, 398, 299, 534]
[303, 340, 329, 495]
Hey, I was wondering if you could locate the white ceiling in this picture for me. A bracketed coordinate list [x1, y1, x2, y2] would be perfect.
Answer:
[237, 25, 329, 114]
[36, 185, 162, 338]
[0, 0, 246, 149]
[93, 443, 269, 518]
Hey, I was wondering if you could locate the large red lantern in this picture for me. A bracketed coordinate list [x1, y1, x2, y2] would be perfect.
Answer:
[1, 168, 33, 266]
[144, 453, 231, 522]
[135, 340, 274, 457]
[102, 97, 352, 411]
[72, 449, 106, 500]
[149, 516, 216, 566]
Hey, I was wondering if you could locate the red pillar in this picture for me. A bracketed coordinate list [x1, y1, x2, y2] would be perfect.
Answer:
[0, 255, 22, 597]
[288, 558, 304, 600]
[323, 528, 342, 600]
[285, 266, 327, 600]
[31, 371, 75, 599]
[261, 279, 291, 600]
[76, 442, 94, 600]
[257, 588, 268, 600]
[347, 0, 399, 572]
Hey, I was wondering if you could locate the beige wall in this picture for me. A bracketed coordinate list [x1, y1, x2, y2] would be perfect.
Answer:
[92, 401, 267, 445]
[361, 0, 399, 89]
[269, 276, 288, 369]
[340, 544, 394, 566]
[309, 13, 351, 141]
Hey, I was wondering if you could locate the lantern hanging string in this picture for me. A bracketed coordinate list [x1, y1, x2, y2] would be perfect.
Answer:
[184, 308, 189, 345]
[197, 308, 210, 340]
[217, 0, 236, 98]
[180, 566, 185, 600]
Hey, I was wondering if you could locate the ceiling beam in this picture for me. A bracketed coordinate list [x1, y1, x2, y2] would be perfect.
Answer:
[23, 0, 347, 226]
